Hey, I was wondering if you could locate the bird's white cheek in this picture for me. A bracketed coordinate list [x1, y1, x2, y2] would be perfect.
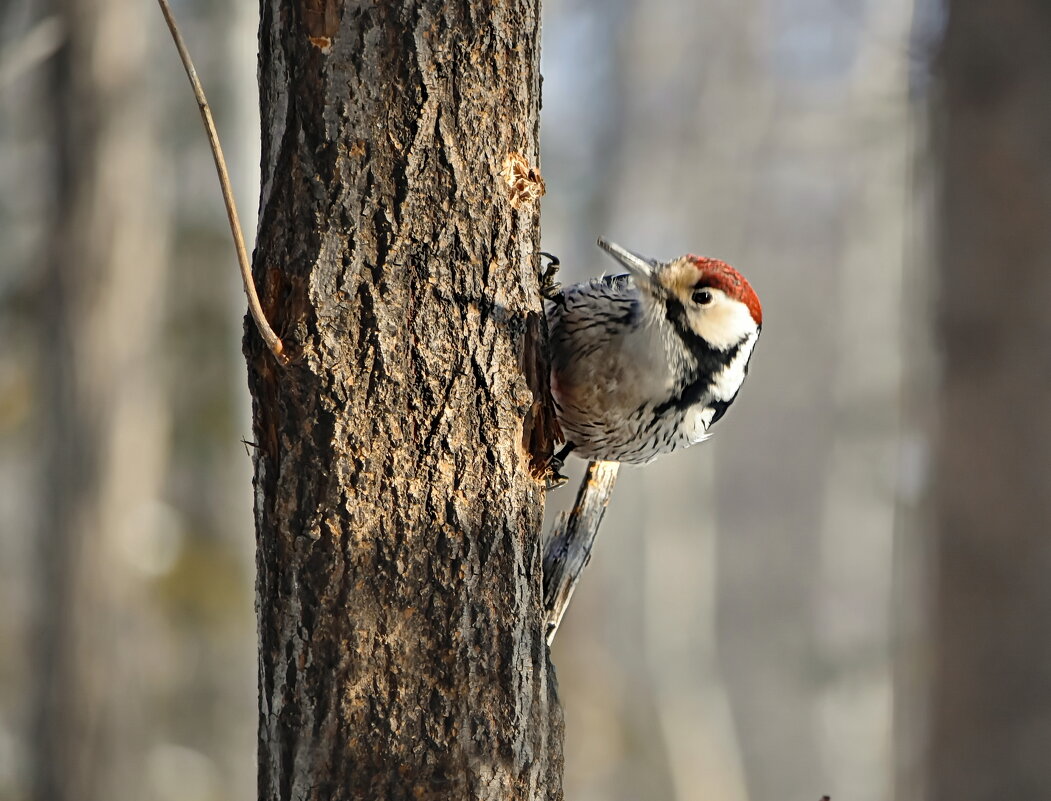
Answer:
[694, 302, 757, 349]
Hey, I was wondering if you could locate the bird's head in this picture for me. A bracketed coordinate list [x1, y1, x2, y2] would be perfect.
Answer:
[597, 237, 762, 348]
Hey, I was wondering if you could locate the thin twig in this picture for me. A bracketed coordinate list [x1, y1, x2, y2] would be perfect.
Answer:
[543, 460, 620, 644]
[156, 0, 288, 365]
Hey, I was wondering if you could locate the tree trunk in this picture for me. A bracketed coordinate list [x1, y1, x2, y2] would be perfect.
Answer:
[247, 2, 561, 799]
[930, 2, 1051, 799]
[34, 0, 169, 799]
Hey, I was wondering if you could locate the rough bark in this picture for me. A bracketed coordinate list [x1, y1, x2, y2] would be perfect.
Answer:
[929, 2, 1051, 799]
[33, 0, 168, 799]
[247, 2, 561, 800]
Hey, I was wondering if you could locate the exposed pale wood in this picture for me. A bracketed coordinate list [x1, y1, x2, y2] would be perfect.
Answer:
[543, 461, 620, 644]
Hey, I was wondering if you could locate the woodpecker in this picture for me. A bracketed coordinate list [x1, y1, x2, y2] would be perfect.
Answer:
[545, 238, 762, 467]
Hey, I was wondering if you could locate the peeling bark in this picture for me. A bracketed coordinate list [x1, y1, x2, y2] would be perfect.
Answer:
[247, 2, 561, 799]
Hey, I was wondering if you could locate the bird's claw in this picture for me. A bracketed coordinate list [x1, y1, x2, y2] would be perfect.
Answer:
[544, 444, 574, 490]
[545, 461, 569, 490]
[540, 251, 564, 305]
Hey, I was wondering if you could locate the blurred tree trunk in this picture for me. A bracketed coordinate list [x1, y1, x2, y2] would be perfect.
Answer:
[247, 2, 561, 799]
[930, 2, 1051, 799]
[33, 0, 169, 799]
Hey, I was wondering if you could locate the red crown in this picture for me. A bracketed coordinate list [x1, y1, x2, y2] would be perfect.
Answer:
[687, 255, 763, 326]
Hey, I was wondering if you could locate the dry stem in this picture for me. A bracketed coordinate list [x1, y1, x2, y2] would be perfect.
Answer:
[156, 0, 288, 365]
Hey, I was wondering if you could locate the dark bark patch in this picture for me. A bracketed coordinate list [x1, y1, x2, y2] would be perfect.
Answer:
[301, 0, 343, 41]
[521, 311, 562, 477]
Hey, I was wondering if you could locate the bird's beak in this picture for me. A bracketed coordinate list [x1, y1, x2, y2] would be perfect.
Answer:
[597, 238, 660, 288]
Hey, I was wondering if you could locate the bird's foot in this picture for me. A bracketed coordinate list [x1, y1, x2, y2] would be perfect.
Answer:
[545, 457, 569, 490]
[539, 252, 564, 305]
[543, 442, 576, 489]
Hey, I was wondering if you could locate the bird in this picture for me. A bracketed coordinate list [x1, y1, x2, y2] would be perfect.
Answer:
[544, 237, 762, 470]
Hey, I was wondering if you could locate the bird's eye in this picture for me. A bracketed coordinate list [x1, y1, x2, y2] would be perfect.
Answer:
[692, 288, 714, 306]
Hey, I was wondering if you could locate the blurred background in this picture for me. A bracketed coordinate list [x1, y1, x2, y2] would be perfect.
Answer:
[3, 0, 1050, 800]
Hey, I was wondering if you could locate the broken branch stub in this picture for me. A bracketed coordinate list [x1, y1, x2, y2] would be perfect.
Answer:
[543, 460, 620, 645]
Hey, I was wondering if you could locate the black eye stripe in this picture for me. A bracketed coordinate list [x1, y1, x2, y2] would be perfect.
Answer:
[665, 297, 734, 359]
[656, 302, 746, 416]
